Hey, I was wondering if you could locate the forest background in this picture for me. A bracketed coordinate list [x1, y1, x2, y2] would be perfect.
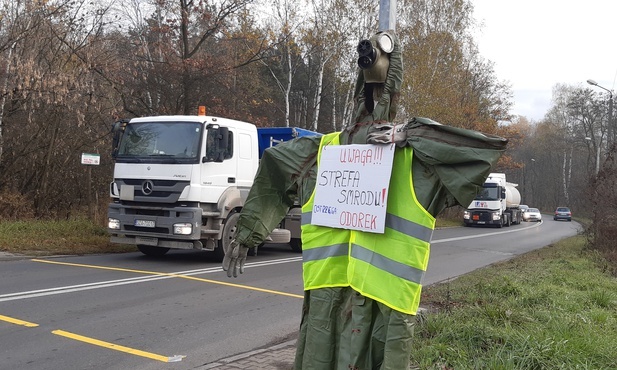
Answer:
[0, 0, 615, 257]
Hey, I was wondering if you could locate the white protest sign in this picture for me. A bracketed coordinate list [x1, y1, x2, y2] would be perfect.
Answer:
[311, 143, 395, 233]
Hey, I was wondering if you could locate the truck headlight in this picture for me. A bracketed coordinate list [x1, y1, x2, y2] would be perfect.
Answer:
[173, 223, 193, 235]
[463, 211, 470, 220]
[492, 212, 501, 221]
[108, 218, 120, 230]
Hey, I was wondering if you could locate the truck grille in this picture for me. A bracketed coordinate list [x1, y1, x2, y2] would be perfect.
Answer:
[470, 211, 492, 222]
[116, 179, 190, 203]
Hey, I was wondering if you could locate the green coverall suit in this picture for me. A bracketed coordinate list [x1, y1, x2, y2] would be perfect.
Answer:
[229, 32, 508, 369]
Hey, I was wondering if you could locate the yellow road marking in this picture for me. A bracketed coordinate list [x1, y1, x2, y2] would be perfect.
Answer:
[32, 259, 303, 299]
[0, 314, 39, 327]
[52, 330, 181, 362]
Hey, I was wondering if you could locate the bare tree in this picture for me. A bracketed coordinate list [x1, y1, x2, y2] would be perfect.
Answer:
[0, 0, 37, 162]
[398, 0, 511, 131]
[112, 0, 167, 113]
[0, 0, 116, 216]
[259, 0, 306, 127]
[305, 0, 362, 132]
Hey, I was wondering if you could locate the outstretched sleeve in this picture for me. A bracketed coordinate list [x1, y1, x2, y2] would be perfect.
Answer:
[405, 117, 509, 216]
[233, 135, 321, 248]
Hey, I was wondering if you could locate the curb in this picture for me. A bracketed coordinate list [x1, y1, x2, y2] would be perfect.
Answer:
[0, 252, 31, 261]
[199, 339, 297, 369]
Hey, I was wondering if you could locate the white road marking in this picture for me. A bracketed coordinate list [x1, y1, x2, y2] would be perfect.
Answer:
[1, 224, 541, 302]
[0, 257, 302, 302]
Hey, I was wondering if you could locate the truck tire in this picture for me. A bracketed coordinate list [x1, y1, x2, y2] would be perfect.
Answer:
[214, 211, 240, 262]
[290, 238, 302, 253]
[137, 245, 170, 257]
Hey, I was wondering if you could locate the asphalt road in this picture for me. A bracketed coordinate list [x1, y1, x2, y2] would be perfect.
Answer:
[0, 218, 581, 370]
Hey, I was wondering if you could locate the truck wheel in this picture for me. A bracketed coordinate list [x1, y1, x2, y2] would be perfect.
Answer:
[290, 238, 302, 253]
[214, 211, 240, 262]
[137, 245, 170, 257]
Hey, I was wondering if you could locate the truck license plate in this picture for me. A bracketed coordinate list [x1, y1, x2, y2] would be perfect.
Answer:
[135, 219, 155, 228]
[135, 236, 158, 246]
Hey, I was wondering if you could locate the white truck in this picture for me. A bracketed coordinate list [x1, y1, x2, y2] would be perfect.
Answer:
[463, 172, 523, 227]
[107, 112, 320, 259]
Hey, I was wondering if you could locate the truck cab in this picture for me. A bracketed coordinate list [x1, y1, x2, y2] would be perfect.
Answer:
[463, 173, 523, 227]
[107, 115, 314, 259]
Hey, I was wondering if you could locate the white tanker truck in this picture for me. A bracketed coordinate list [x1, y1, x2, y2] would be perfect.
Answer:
[463, 172, 523, 227]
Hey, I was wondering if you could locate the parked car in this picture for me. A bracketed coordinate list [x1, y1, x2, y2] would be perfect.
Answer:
[554, 207, 572, 221]
[522, 207, 542, 222]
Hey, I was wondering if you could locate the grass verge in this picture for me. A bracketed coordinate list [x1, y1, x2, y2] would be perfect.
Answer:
[435, 217, 463, 228]
[0, 219, 135, 256]
[414, 234, 617, 369]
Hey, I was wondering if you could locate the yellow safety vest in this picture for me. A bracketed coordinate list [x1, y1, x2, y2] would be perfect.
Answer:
[301, 132, 435, 315]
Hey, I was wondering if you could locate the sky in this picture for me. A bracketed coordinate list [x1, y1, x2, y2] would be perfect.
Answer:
[471, 1, 617, 121]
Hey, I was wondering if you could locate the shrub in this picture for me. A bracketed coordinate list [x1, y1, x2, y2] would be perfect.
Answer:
[0, 189, 35, 221]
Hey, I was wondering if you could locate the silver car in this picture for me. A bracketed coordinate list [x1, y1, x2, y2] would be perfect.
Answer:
[522, 208, 542, 222]
[554, 207, 572, 221]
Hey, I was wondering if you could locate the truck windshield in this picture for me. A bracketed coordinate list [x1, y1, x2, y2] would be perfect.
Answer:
[475, 186, 500, 201]
[116, 121, 202, 163]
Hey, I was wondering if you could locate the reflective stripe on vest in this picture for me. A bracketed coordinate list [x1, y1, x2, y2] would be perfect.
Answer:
[301, 132, 350, 289]
[302, 211, 433, 243]
[301, 132, 435, 314]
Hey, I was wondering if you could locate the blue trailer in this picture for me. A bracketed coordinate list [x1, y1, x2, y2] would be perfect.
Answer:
[254, 127, 321, 252]
[256, 127, 322, 158]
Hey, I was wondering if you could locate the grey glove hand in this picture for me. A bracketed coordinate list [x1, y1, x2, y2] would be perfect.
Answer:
[366, 123, 408, 146]
[222, 239, 249, 278]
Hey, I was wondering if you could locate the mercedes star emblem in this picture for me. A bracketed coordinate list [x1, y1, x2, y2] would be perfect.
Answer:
[142, 180, 154, 195]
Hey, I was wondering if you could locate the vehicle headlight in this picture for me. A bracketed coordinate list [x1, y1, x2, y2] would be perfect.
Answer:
[108, 218, 120, 230]
[173, 223, 193, 235]
[492, 212, 501, 221]
[463, 211, 470, 220]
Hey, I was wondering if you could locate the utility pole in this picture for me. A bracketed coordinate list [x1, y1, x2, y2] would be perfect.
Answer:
[609, 94, 614, 147]
[587, 79, 614, 148]
[379, 0, 397, 31]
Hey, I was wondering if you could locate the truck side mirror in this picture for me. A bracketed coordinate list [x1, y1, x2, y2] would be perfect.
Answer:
[501, 188, 506, 199]
[111, 119, 128, 159]
[203, 126, 229, 163]
[217, 127, 229, 152]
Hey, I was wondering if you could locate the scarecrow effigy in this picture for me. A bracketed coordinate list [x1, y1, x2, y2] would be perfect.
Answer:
[223, 30, 508, 369]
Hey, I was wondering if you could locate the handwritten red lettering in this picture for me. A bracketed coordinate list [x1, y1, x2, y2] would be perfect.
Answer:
[339, 211, 377, 230]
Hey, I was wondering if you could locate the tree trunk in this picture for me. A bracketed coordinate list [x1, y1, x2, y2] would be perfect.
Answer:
[331, 79, 337, 132]
[0, 42, 17, 163]
[561, 149, 570, 205]
[35, 119, 61, 216]
[285, 46, 292, 127]
[311, 61, 325, 131]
